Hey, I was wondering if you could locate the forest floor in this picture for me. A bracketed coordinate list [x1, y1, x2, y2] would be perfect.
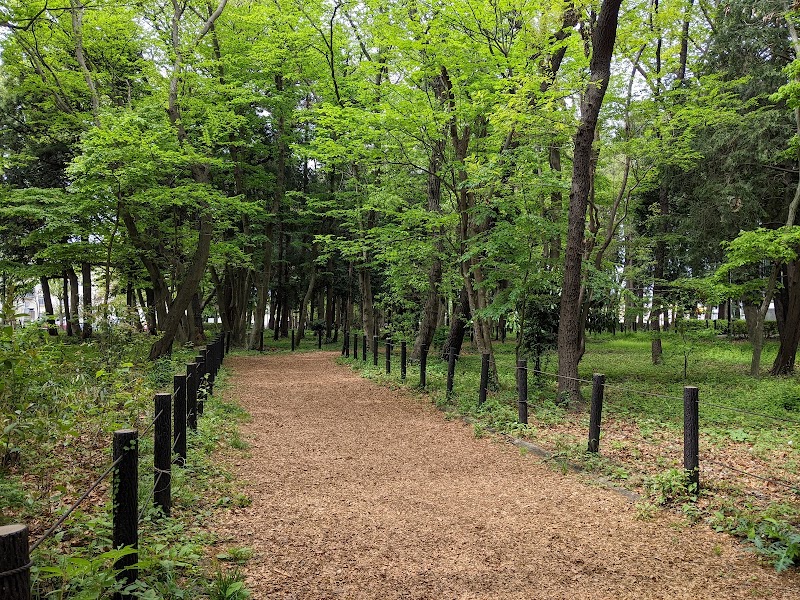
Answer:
[211, 351, 800, 599]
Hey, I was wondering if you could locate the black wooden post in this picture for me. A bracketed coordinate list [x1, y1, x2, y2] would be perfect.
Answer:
[195, 354, 205, 416]
[205, 346, 215, 396]
[588, 374, 605, 453]
[420, 344, 428, 389]
[479, 353, 490, 406]
[446, 347, 457, 397]
[173, 374, 187, 466]
[385, 338, 391, 374]
[259, 327, 264, 352]
[517, 360, 528, 424]
[318, 329, 322, 349]
[291, 329, 296, 351]
[186, 363, 197, 432]
[0, 524, 30, 600]
[153, 393, 171, 516]
[353, 332, 358, 360]
[400, 341, 407, 380]
[373, 336, 379, 366]
[342, 332, 347, 356]
[362, 335, 367, 362]
[684, 386, 700, 490]
[113, 429, 138, 598]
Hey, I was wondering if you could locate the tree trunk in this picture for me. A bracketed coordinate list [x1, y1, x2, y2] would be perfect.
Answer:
[556, 0, 622, 404]
[412, 140, 445, 361]
[359, 268, 375, 349]
[771, 261, 800, 374]
[63, 274, 73, 336]
[297, 267, 316, 344]
[441, 287, 471, 361]
[40, 277, 58, 336]
[81, 261, 92, 338]
[66, 267, 81, 336]
[148, 212, 213, 360]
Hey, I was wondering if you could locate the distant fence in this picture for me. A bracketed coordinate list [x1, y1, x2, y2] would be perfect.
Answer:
[341, 332, 800, 497]
[0, 333, 231, 600]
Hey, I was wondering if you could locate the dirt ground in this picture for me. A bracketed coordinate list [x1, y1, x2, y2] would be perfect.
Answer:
[211, 352, 800, 599]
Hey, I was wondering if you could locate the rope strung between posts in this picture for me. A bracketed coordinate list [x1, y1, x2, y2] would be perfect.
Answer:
[30, 405, 166, 552]
[702, 458, 800, 494]
[29, 454, 124, 553]
[529, 368, 800, 424]
[0, 561, 34, 579]
[699, 402, 800, 427]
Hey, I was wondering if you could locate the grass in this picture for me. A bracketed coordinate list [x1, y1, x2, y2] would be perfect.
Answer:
[1, 325, 253, 598]
[342, 330, 800, 571]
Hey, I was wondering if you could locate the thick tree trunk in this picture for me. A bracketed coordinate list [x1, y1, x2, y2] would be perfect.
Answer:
[441, 287, 470, 361]
[412, 140, 445, 361]
[771, 261, 800, 375]
[556, 0, 622, 404]
[148, 212, 213, 360]
[40, 277, 58, 335]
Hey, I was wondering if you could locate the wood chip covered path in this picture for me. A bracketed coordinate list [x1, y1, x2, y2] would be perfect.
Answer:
[211, 352, 799, 599]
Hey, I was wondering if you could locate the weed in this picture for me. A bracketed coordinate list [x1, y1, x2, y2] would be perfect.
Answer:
[217, 546, 254, 565]
[209, 567, 251, 600]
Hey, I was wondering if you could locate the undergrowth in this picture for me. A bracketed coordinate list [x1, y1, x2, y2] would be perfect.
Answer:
[1, 324, 252, 598]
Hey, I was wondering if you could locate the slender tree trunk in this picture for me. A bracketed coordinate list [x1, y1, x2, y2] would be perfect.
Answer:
[40, 277, 58, 336]
[66, 267, 81, 336]
[63, 274, 73, 336]
[297, 267, 316, 344]
[556, 0, 622, 404]
[81, 261, 92, 338]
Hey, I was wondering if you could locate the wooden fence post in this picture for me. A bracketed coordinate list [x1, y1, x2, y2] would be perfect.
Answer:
[420, 344, 428, 389]
[0, 524, 31, 600]
[588, 374, 605, 453]
[479, 353, 490, 406]
[385, 338, 391, 374]
[446, 347, 457, 397]
[318, 329, 322, 349]
[362, 335, 367, 362]
[373, 336, 379, 367]
[154, 394, 171, 516]
[684, 386, 700, 490]
[186, 363, 197, 432]
[173, 374, 187, 466]
[291, 329, 296, 352]
[353, 332, 358, 360]
[400, 341, 407, 380]
[517, 360, 528, 425]
[113, 429, 138, 599]
[195, 354, 205, 417]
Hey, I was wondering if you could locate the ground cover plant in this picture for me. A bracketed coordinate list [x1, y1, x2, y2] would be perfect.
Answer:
[343, 329, 800, 571]
[0, 323, 252, 598]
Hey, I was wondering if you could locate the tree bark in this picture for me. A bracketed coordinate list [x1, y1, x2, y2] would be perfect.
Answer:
[772, 261, 800, 374]
[81, 260, 92, 338]
[441, 287, 471, 361]
[63, 274, 73, 336]
[66, 267, 81, 336]
[297, 266, 316, 344]
[40, 276, 58, 335]
[556, 0, 622, 404]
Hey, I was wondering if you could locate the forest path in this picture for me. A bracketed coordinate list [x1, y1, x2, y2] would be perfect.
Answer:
[211, 352, 798, 599]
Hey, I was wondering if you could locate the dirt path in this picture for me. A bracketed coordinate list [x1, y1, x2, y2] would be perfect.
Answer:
[212, 352, 800, 599]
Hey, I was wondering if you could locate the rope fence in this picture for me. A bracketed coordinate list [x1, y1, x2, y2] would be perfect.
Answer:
[1, 332, 231, 600]
[340, 334, 798, 506]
